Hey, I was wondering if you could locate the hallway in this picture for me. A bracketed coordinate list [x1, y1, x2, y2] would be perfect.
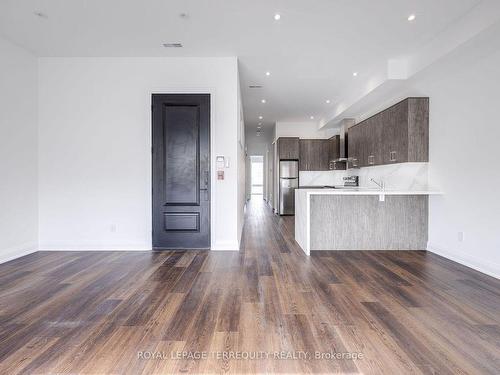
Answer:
[0, 198, 498, 374]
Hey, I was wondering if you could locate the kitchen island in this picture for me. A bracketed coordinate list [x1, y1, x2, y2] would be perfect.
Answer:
[295, 188, 442, 255]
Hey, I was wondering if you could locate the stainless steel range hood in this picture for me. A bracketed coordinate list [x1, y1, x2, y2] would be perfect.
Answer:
[333, 118, 355, 162]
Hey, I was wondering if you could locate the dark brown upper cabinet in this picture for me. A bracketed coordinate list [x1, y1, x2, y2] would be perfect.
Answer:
[328, 135, 346, 170]
[277, 137, 300, 160]
[299, 139, 330, 171]
[347, 124, 362, 168]
[328, 135, 340, 160]
[347, 97, 429, 168]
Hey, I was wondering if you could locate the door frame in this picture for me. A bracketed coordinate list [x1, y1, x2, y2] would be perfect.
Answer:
[249, 155, 264, 197]
[150, 90, 214, 250]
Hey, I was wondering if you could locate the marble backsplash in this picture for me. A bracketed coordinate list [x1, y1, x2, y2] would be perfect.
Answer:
[299, 162, 430, 190]
[299, 170, 347, 187]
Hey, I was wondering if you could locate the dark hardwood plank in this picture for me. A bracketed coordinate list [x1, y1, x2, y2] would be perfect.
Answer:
[0, 199, 498, 374]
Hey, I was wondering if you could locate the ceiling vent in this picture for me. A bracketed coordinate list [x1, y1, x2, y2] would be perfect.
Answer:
[163, 43, 183, 48]
[249, 85, 263, 89]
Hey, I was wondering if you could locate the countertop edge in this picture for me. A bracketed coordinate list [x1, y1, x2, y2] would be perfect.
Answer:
[298, 189, 443, 196]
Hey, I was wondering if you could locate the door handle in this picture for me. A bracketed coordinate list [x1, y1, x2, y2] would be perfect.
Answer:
[200, 170, 209, 201]
[200, 187, 209, 201]
[203, 170, 209, 188]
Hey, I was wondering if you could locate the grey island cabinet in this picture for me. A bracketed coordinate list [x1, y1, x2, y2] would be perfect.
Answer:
[295, 188, 442, 255]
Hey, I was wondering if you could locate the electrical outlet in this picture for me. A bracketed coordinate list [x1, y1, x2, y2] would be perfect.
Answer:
[457, 231, 464, 242]
[110, 224, 117, 233]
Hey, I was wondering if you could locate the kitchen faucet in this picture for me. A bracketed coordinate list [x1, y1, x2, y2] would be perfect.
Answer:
[370, 178, 385, 190]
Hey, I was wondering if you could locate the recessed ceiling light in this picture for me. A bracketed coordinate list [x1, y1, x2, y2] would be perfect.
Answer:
[326, 99, 331, 104]
[259, 116, 263, 120]
[274, 14, 281, 21]
[265, 71, 271, 76]
[163, 43, 183, 48]
[408, 14, 416, 22]
[261, 99, 266, 104]
[310, 116, 315, 120]
[34, 11, 48, 19]
[257, 126, 261, 129]
[353, 72, 358, 77]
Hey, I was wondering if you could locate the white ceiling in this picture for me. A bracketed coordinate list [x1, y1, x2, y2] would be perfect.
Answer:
[0, 0, 481, 129]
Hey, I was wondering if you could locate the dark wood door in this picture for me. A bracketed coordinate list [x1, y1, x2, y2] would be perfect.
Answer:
[152, 94, 210, 249]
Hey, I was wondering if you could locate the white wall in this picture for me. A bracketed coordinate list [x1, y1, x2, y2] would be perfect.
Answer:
[38, 57, 241, 251]
[420, 49, 500, 278]
[342, 26, 500, 278]
[275, 121, 336, 141]
[0, 37, 38, 263]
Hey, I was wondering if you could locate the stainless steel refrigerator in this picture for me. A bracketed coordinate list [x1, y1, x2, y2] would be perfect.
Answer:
[279, 160, 299, 215]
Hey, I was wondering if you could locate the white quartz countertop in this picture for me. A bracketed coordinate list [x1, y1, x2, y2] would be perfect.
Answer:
[296, 187, 442, 195]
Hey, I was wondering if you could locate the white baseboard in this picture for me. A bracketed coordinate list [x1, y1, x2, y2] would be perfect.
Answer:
[39, 241, 240, 252]
[0, 241, 38, 264]
[38, 243, 152, 251]
[427, 242, 500, 279]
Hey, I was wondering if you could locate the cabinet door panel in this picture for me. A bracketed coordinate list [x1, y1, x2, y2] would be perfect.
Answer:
[289, 138, 300, 159]
[408, 98, 429, 162]
[279, 138, 299, 160]
[383, 101, 408, 164]
[328, 136, 339, 161]
[310, 140, 320, 170]
[299, 140, 310, 170]
[299, 139, 330, 171]
[318, 140, 330, 170]
[364, 114, 384, 166]
[358, 123, 368, 167]
[347, 125, 362, 168]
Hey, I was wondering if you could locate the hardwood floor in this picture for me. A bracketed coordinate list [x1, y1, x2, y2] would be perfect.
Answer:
[0, 198, 499, 374]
